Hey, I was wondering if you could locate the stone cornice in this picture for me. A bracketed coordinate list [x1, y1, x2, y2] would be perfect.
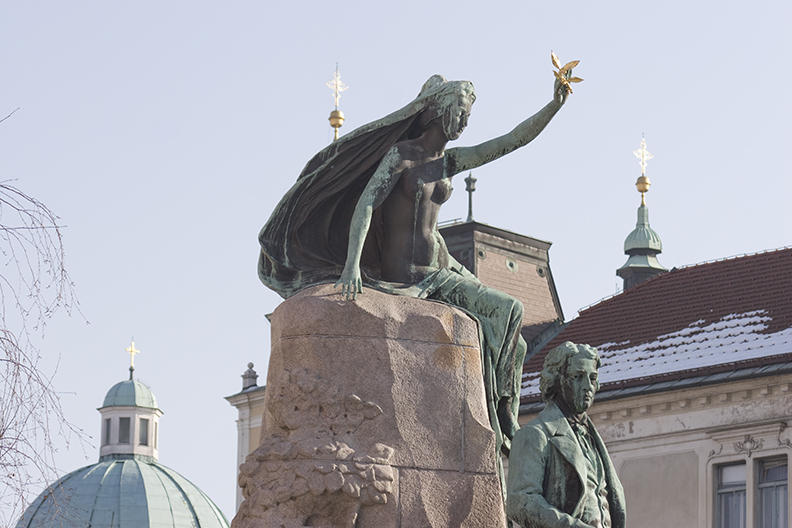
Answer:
[591, 374, 791, 423]
[226, 385, 267, 408]
[519, 373, 792, 439]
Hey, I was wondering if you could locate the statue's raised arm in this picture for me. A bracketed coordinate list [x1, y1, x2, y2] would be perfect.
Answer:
[446, 54, 581, 176]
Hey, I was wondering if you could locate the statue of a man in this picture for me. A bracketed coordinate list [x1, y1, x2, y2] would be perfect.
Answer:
[506, 342, 626, 528]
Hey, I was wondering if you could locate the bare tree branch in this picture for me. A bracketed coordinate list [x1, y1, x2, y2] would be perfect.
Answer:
[0, 108, 20, 126]
[0, 109, 85, 526]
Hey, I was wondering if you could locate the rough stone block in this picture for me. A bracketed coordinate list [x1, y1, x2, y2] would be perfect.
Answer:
[398, 468, 506, 527]
[232, 284, 505, 528]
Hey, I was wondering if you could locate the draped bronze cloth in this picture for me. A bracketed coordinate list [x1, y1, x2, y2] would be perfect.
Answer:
[258, 84, 437, 297]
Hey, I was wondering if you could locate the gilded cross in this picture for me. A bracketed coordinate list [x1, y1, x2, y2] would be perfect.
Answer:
[326, 63, 348, 110]
[126, 340, 140, 368]
[633, 136, 654, 176]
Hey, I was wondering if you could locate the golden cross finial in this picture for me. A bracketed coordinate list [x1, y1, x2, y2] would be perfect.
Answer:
[633, 136, 654, 206]
[633, 135, 654, 176]
[325, 63, 348, 111]
[126, 340, 140, 368]
[326, 64, 348, 141]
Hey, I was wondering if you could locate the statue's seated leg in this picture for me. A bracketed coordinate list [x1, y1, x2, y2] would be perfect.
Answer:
[429, 275, 528, 450]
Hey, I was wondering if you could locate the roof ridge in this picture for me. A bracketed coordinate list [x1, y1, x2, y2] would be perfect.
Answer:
[674, 246, 792, 271]
[575, 246, 792, 315]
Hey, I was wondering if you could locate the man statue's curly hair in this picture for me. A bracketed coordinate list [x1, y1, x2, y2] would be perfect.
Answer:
[539, 341, 601, 402]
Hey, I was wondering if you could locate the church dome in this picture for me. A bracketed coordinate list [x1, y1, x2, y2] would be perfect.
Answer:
[16, 456, 229, 528]
[17, 342, 229, 527]
[101, 378, 159, 409]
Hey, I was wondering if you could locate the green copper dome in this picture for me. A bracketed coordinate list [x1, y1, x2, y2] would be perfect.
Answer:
[617, 200, 667, 290]
[16, 455, 229, 528]
[101, 378, 159, 409]
[623, 204, 663, 253]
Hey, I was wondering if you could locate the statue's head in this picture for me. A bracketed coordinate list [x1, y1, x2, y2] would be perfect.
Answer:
[417, 75, 476, 140]
[539, 341, 600, 413]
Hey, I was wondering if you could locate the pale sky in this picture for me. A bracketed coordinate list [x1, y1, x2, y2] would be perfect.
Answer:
[2, 1, 790, 522]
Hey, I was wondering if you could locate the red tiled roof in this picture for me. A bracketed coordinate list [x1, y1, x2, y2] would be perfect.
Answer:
[522, 248, 792, 401]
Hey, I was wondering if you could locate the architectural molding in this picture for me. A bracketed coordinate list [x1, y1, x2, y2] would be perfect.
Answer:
[733, 434, 763, 458]
[706, 421, 790, 463]
[591, 377, 792, 425]
[776, 422, 792, 450]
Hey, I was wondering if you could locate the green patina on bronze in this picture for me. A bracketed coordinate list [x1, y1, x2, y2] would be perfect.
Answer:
[506, 342, 626, 528]
[258, 71, 575, 496]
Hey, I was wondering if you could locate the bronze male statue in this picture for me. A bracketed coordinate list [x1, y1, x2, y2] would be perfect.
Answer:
[506, 342, 626, 528]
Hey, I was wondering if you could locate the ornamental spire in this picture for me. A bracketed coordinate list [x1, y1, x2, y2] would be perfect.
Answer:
[326, 63, 348, 142]
[464, 173, 477, 222]
[632, 135, 654, 206]
[617, 136, 667, 291]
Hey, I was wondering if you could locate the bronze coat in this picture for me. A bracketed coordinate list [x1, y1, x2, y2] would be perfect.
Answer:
[506, 401, 626, 528]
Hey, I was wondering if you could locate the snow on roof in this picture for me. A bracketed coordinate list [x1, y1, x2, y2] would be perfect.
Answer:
[522, 247, 792, 401]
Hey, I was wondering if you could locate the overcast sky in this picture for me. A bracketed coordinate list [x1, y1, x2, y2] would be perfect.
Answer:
[2, 0, 790, 522]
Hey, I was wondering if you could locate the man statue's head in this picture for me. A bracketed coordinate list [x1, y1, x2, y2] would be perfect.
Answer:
[539, 341, 601, 414]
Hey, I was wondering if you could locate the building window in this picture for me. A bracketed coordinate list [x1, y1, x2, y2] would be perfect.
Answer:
[103, 418, 111, 446]
[118, 417, 130, 444]
[139, 418, 149, 446]
[717, 463, 746, 528]
[715, 456, 789, 528]
[757, 458, 788, 528]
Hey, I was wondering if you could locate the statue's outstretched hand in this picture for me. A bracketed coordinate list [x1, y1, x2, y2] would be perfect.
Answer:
[335, 264, 363, 301]
[554, 77, 570, 106]
[551, 51, 582, 106]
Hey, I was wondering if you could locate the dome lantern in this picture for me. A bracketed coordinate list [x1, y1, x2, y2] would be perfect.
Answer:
[97, 341, 163, 461]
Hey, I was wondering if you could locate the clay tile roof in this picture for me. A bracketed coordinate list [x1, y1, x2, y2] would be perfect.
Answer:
[522, 247, 792, 402]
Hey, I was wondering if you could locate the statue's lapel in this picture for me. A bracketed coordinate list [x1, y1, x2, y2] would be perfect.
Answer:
[543, 404, 587, 517]
[589, 418, 626, 510]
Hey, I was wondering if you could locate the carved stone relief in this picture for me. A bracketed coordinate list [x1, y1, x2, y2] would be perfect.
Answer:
[232, 368, 395, 528]
[707, 443, 724, 461]
[776, 422, 792, 449]
[733, 434, 763, 458]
